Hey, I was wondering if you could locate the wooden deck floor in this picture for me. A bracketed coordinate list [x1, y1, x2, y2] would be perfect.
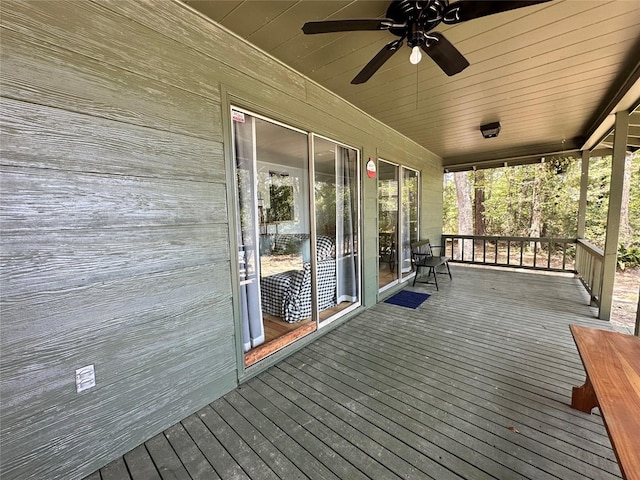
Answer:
[85, 265, 623, 480]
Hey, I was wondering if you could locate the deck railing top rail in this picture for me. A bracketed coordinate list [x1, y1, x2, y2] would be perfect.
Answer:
[441, 234, 576, 273]
[576, 238, 604, 258]
[442, 234, 576, 244]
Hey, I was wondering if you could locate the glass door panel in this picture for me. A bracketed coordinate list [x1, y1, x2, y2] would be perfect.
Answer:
[232, 109, 314, 366]
[378, 161, 419, 290]
[313, 137, 360, 324]
[401, 168, 419, 279]
[378, 160, 399, 289]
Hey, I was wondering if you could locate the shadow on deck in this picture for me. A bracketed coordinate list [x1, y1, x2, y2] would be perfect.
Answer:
[86, 265, 623, 480]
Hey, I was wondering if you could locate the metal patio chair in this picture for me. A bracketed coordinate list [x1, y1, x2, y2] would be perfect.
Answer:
[411, 239, 452, 290]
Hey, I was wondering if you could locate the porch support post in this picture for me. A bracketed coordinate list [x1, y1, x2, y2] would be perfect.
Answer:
[635, 286, 639, 337]
[599, 110, 629, 321]
[577, 150, 590, 238]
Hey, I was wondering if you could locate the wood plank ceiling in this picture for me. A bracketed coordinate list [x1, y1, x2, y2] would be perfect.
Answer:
[183, 0, 640, 171]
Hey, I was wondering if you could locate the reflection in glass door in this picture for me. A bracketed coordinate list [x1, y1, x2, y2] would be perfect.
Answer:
[378, 161, 399, 289]
[401, 168, 419, 279]
[378, 160, 419, 290]
[313, 136, 360, 324]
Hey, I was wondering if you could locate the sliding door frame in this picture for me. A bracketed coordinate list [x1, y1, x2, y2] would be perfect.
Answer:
[229, 105, 363, 368]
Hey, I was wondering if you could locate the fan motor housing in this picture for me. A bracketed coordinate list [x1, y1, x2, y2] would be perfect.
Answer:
[386, 0, 448, 37]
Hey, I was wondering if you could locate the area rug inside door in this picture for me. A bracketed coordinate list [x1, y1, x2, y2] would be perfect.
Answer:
[384, 290, 430, 309]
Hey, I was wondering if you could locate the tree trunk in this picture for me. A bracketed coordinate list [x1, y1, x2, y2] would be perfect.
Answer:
[454, 171, 473, 260]
[619, 151, 633, 242]
[474, 169, 486, 236]
[528, 165, 543, 251]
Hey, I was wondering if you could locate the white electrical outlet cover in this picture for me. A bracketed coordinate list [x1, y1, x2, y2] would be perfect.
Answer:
[76, 365, 96, 393]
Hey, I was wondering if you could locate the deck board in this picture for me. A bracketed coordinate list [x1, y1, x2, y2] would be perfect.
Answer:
[124, 444, 162, 480]
[198, 402, 278, 480]
[244, 378, 400, 480]
[303, 332, 619, 479]
[216, 392, 318, 480]
[100, 457, 132, 480]
[85, 266, 625, 480]
[164, 423, 221, 479]
[235, 382, 368, 480]
[315, 331, 617, 462]
[256, 372, 418, 480]
[180, 413, 250, 480]
[144, 433, 192, 480]
[258, 371, 459, 480]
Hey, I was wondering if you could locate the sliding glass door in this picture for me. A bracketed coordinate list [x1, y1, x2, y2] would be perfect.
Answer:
[378, 159, 419, 291]
[232, 108, 361, 365]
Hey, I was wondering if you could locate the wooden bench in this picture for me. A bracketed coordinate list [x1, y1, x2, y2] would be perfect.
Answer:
[569, 325, 640, 480]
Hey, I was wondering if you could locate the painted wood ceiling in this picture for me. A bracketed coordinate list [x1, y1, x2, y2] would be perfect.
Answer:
[183, 0, 640, 170]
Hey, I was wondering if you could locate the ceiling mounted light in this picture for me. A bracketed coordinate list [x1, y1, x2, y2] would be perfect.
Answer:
[480, 122, 501, 139]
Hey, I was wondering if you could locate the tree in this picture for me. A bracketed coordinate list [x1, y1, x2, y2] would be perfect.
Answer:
[474, 169, 486, 236]
[528, 164, 543, 250]
[619, 151, 634, 242]
[442, 153, 638, 264]
[586, 156, 611, 248]
[454, 171, 473, 259]
[442, 173, 458, 233]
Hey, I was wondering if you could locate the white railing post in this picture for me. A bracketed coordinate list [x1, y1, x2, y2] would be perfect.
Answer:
[635, 286, 639, 337]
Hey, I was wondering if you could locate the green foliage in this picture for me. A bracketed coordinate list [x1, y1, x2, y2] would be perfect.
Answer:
[267, 184, 294, 222]
[443, 152, 640, 248]
[473, 159, 580, 238]
[442, 173, 458, 233]
[617, 243, 640, 271]
[628, 155, 640, 235]
[314, 180, 336, 230]
[584, 156, 611, 248]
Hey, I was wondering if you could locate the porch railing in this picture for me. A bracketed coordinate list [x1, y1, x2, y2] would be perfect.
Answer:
[441, 235, 577, 273]
[441, 235, 607, 310]
[574, 239, 605, 307]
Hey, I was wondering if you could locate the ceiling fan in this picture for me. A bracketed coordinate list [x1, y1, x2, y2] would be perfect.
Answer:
[302, 0, 550, 84]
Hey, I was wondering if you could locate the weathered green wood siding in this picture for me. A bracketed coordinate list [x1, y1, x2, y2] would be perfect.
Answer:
[0, 1, 443, 478]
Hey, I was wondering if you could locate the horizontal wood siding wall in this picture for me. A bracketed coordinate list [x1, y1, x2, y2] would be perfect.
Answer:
[0, 1, 442, 478]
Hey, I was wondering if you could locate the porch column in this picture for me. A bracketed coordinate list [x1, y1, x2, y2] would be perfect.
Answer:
[635, 286, 639, 337]
[599, 110, 629, 320]
[576, 150, 590, 238]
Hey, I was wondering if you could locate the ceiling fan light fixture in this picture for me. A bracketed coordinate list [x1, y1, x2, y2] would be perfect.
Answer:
[302, 0, 551, 83]
[480, 122, 501, 139]
[409, 45, 422, 64]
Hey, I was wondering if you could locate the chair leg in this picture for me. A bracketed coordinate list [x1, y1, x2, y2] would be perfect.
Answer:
[431, 266, 439, 291]
[413, 266, 419, 286]
[445, 261, 452, 279]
